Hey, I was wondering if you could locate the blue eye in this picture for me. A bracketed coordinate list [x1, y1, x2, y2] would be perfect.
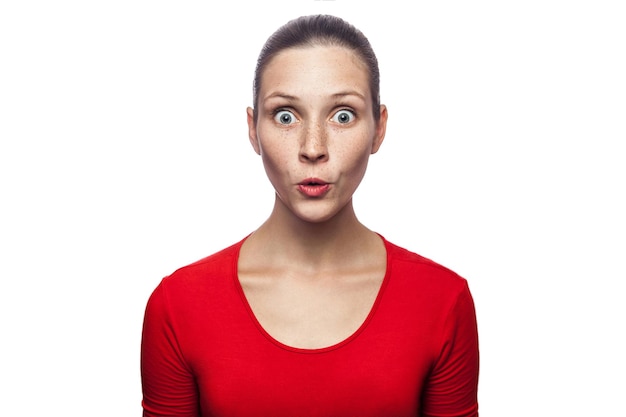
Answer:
[331, 110, 355, 124]
[274, 110, 297, 125]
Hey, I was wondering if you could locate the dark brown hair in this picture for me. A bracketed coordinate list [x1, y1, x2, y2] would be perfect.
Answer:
[252, 15, 381, 122]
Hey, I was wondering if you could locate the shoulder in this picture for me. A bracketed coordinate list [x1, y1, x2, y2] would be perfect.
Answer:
[379, 237, 477, 347]
[382, 236, 470, 298]
[153, 237, 246, 302]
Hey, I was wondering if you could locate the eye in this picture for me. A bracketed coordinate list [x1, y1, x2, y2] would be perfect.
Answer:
[331, 109, 355, 124]
[274, 110, 298, 125]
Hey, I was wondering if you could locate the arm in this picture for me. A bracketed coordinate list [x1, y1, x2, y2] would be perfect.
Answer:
[141, 282, 200, 417]
[421, 283, 480, 417]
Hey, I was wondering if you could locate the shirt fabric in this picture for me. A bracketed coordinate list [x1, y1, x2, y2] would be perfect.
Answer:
[141, 235, 479, 417]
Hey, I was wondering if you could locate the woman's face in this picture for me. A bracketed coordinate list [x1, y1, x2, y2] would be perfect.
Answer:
[247, 45, 387, 224]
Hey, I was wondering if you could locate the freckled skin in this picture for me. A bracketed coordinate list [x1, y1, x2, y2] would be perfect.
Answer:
[240, 45, 390, 350]
[247, 45, 387, 224]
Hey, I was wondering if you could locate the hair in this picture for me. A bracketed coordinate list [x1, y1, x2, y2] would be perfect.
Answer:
[252, 14, 381, 122]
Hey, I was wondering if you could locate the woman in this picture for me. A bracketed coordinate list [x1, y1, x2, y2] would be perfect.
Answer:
[141, 14, 479, 417]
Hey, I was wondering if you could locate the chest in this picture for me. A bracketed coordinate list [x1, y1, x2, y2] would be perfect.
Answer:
[238, 268, 385, 349]
[193, 328, 429, 417]
[179, 282, 438, 417]
[171, 255, 449, 417]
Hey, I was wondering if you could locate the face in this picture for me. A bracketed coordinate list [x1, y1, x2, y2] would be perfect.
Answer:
[247, 45, 387, 224]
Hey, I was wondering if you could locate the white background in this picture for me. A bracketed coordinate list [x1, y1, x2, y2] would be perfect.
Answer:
[1, 1, 624, 416]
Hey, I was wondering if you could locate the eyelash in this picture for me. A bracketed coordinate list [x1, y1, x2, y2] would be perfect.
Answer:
[272, 108, 292, 116]
[332, 108, 356, 124]
[270, 107, 357, 124]
[272, 108, 298, 125]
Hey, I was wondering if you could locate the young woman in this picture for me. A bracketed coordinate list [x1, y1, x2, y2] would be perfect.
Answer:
[141, 14, 479, 417]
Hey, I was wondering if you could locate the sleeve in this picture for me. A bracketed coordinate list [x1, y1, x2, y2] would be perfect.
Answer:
[421, 282, 480, 417]
[141, 281, 200, 417]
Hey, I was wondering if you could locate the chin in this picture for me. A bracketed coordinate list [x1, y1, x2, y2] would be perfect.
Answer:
[300, 214, 337, 225]
[275, 193, 353, 225]
[291, 209, 335, 224]
[291, 201, 350, 225]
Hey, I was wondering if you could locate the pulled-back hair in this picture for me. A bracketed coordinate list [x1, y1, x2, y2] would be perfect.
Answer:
[252, 15, 381, 122]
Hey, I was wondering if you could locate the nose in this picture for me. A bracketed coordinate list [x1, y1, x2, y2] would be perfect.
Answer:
[299, 122, 328, 163]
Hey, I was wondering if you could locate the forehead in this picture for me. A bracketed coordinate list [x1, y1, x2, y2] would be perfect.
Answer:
[259, 45, 370, 98]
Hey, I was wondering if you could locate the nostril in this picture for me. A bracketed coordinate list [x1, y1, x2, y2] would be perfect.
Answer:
[299, 150, 328, 163]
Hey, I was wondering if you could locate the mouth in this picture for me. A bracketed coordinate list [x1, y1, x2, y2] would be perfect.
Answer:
[297, 178, 331, 197]
[298, 178, 328, 186]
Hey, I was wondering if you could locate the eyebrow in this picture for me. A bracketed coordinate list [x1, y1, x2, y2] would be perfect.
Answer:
[263, 92, 298, 102]
[262, 90, 366, 102]
[331, 90, 367, 101]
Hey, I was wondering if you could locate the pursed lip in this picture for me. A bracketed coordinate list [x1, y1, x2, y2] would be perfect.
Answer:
[297, 178, 331, 197]
[298, 177, 329, 186]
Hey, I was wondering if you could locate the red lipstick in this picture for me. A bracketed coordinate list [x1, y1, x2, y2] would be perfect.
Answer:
[297, 178, 330, 197]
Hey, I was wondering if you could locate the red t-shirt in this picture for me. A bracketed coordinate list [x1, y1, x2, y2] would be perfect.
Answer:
[141, 236, 479, 417]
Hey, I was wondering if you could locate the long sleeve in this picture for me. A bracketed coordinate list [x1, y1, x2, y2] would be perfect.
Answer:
[141, 281, 200, 417]
[421, 282, 480, 417]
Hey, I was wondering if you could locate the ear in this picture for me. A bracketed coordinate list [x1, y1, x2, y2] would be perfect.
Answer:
[370, 104, 388, 154]
[247, 107, 261, 155]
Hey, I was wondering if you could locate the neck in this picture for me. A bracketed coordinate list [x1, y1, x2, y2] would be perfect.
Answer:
[246, 195, 377, 272]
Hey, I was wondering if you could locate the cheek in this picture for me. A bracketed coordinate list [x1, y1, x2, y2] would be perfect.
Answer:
[335, 137, 373, 174]
[257, 132, 294, 179]
[260, 151, 285, 178]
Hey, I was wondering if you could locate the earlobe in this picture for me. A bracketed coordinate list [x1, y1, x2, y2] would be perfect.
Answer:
[371, 104, 388, 154]
[246, 107, 261, 155]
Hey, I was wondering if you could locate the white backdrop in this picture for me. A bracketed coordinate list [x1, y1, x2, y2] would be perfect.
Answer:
[1, 1, 624, 416]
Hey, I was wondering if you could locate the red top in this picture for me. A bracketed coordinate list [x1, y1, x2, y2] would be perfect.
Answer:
[141, 236, 479, 417]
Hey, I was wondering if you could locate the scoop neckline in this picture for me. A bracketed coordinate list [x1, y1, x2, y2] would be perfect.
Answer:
[232, 233, 391, 354]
